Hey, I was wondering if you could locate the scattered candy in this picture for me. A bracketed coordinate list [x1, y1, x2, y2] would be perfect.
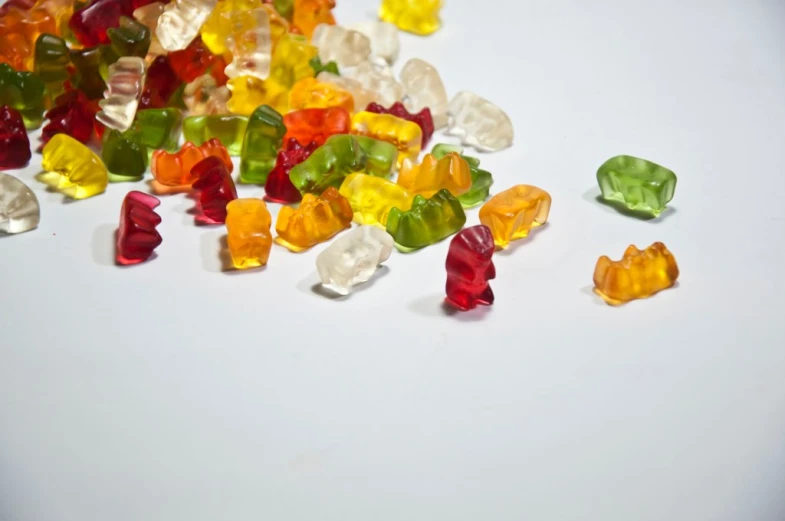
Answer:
[365, 101, 433, 147]
[275, 186, 352, 252]
[151, 138, 232, 186]
[479, 185, 551, 249]
[183, 114, 249, 155]
[40, 134, 108, 199]
[596, 155, 677, 217]
[350, 111, 421, 167]
[225, 198, 273, 269]
[316, 225, 393, 295]
[116, 190, 163, 265]
[0, 172, 39, 234]
[431, 143, 494, 208]
[191, 155, 238, 224]
[96, 57, 146, 132]
[239, 104, 286, 184]
[344, 59, 402, 107]
[447, 91, 514, 152]
[397, 152, 471, 198]
[339, 172, 413, 227]
[593, 242, 679, 305]
[399, 58, 447, 129]
[386, 189, 466, 252]
[264, 138, 317, 203]
[445, 225, 496, 311]
[379, 0, 441, 36]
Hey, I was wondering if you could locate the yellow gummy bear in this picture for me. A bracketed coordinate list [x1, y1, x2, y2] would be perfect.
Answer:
[226, 198, 273, 269]
[339, 173, 414, 227]
[289, 77, 354, 113]
[200, 0, 263, 55]
[227, 75, 289, 115]
[397, 152, 471, 198]
[478, 184, 551, 248]
[378, 0, 442, 36]
[40, 134, 108, 199]
[268, 33, 317, 89]
[350, 111, 422, 167]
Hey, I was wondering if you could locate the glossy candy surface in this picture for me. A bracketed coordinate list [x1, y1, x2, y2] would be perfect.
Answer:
[116, 190, 162, 265]
[351, 111, 421, 167]
[191, 155, 238, 224]
[97, 57, 146, 132]
[479, 185, 551, 249]
[596, 155, 677, 217]
[283, 106, 349, 146]
[316, 225, 393, 295]
[399, 58, 447, 129]
[183, 114, 248, 155]
[310, 23, 370, 68]
[379, 0, 441, 36]
[156, 0, 217, 52]
[366, 101, 433, 147]
[0, 63, 45, 129]
[291, 0, 335, 39]
[447, 91, 513, 152]
[151, 138, 232, 186]
[339, 172, 413, 227]
[431, 143, 493, 208]
[225, 198, 273, 269]
[40, 134, 108, 199]
[289, 77, 354, 112]
[274, 186, 352, 252]
[0, 105, 31, 169]
[41, 91, 96, 144]
[386, 189, 465, 251]
[445, 225, 496, 311]
[397, 152, 471, 198]
[264, 138, 318, 203]
[593, 242, 679, 305]
[0, 172, 39, 234]
[239, 104, 286, 184]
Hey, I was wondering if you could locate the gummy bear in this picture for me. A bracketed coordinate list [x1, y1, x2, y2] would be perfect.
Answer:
[223, 8, 272, 80]
[97, 57, 146, 132]
[378, 0, 442, 36]
[366, 101, 433, 147]
[183, 114, 248, 155]
[156, 0, 217, 52]
[102, 129, 148, 181]
[445, 225, 496, 311]
[138, 55, 182, 110]
[239, 104, 286, 184]
[226, 75, 288, 115]
[351, 21, 399, 64]
[274, 186, 352, 252]
[0, 172, 39, 234]
[289, 77, 354, 112]
[593, 242, 680, 306]
[152, 138, 232, 186]
[0, 105, 31, 169]
[69, 0, 155, 47]
[225, 198, 273, 269]
[291, 0, 334, 39]
[33, 33, 69, 99]
[282, 107, 350, 146]
[479, 185, 551, 249]
[339, 172, 413, 227]
[350, 111, 421, 167]
[0, 63, 45, 129]
[168, 36, 216, 83]
[41, 90, 96, 144]
[310, 23, 370, 68]
[396, 152, 471, 198]
[40, 134, 109, 199]
[116, 190, 163, 265]
[343, 59, 402, 107]
[386, 189, 465, 252]
[596, 155, 677, 217]
[316, 225, 394, 295]
[447, 91, 513, 152]
[69, 46, 107, 99]
[431, 143, 494, 208]
[191, 155, 238, 224]
[264, 138, 318, 203]
[399, 58, 447, 129]
[104, 16, 151, 65]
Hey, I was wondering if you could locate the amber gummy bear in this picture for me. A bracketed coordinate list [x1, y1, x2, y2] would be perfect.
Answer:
[593, 242, 679, 306]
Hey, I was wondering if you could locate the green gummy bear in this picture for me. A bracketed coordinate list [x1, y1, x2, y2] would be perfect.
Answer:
[309, 56, 340, 77]
[0, 63, 46, 130]
[289, 135, 397, 195]
[432, 143, 494, 208]
[34, 34, 70, 99]
[273, 0, 293, 20]
[69, 46, 107, 99]
[355, 135, 397, 178]
[239, 105, 287, 184]
[102, 130, 149, 182]
[183, 114, 249, 156]
[128, 108, 183, 156]
[596, 155, 677, 217]
[386, 189, 467, 252]
[104, 16, 151, 67]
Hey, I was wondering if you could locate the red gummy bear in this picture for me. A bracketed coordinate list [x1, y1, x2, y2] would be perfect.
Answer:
[41, 91, 96, 145]
[168, 37, 216, 83]
[0, 105, 31, 169]
[116, 191, 163, 265]
[365, 101, 434, 148]
[191, 156, 238, 224]
[139, 56, 182, 110]
[264, 138, 318, 203]
[282, 107, 350, 146]
[69, 0, 157, 46]
[445, 225, 496, 311]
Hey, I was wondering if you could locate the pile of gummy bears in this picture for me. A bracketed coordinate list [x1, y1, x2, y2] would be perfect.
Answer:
[0, 0, 680, 310]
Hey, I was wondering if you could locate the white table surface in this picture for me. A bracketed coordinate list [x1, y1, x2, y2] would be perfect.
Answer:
[2, 0, 785, 519]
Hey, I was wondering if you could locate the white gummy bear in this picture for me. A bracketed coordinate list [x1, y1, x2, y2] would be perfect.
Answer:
[446, 91, 514, 152]
[316, 226, 394, 295]
[399, 58, 448, 129]
[224, 8, 272, 80]
[156, 0, 217, 52]
[311, 24, 371, 68]
[0, 173, 40, 235]
[96, 57, 146, 132]
[351, 21, 399, 64]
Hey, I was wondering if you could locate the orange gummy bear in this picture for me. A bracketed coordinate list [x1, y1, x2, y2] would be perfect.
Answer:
[593, 242, 679, 306]
[292, 0, 335, 39]
[478, 184, 551, 248]
[289, 77, 354, 113]
[151, 138, 233, 187]
[274, 187, 353, 252]
[397, 152, 471, 198]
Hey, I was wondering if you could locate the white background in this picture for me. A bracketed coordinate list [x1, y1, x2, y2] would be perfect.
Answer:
[2, 0, 785, 519]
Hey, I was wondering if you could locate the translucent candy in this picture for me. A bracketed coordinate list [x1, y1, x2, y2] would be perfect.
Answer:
[479, 185, 550, 248]
[96, 57, 146, 132]
[593, 243, 680, 305]
[225, 198, 272, 269]
[183, 74, 231, 115]
[316, 225, 394, 295]
[133, 2, 166, 56]
[40, 134, 108, 200]
[447, 91, 513, 152]
[200, 0, 262, 55]
[316, 71, 374, 109]
[223, 8, 272, 79]
[156, 0, 217, 52]
[344, 59, 403, 107]
[311, 23, 370, 68]
[399, 58, 448, 129]
[351, 21, 399, 64]
[0, 173, 39, 234]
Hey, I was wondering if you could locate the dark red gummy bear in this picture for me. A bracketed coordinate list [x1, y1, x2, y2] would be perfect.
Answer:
[191, 156, 238, 224]
[139, 56, 182, 110]
[445, 225, 496, 311]
[0, 105, 31, 169]
[365, 101, 434, 148]
[168, 37, 216, 83]
[264, 138, 318, 204]
[41, 91, 96, 145]
[69, 0, 157, 46]
[116, 190, 163, 265]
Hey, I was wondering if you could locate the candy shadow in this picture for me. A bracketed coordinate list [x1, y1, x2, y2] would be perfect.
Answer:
[407, 293, 493, 321]
[91, 224, 117, 266]
[494, 223, 549, 257]
[200, 231, 262, 274]
[582, 188, 677, 221]
[34, 172, 80, 204]
[298, 266, 391, 300]
[580, 285, 609, 307]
